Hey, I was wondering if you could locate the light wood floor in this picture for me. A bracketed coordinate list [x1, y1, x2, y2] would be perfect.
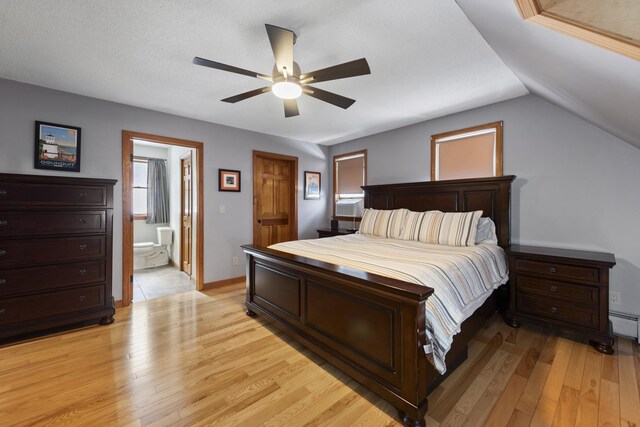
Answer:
[1, 283, 638, 426]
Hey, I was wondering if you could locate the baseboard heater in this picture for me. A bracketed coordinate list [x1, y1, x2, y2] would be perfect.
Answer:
[610, 311, 640, 343]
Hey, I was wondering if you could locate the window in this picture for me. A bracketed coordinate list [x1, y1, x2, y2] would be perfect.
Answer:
[431, 121, 503, 181]
[132, 157, 148, 219]
[333, 150, 367, 219]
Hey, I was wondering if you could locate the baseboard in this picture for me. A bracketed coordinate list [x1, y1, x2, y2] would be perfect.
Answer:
[114, 299, 124, 309]
[169, 258, 180, 269]
[203, 276, 246, 290]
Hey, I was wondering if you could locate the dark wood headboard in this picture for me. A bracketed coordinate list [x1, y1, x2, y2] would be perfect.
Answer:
[363, 175, 516, 249]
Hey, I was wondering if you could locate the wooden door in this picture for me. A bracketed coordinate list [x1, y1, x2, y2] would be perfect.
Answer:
[181, 155, 192, 275]
[253, 151, 298, 247]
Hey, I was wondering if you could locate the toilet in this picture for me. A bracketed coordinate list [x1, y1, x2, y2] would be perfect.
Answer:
[134, 227, 173, 270]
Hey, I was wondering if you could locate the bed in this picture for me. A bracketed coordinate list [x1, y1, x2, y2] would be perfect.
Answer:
[242, 175, 515, 427]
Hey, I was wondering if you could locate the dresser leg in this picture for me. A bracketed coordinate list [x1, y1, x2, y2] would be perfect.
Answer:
[590, 340, 614, 355]
[504, 315, 521, 328]
[246, 308, 257, 317]
[398, 410, 426, 427]
[99, 315, 115, 325]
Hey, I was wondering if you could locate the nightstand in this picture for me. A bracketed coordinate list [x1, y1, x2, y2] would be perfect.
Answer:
[316, 228, 357, 238]
[505, 245, 616, 354]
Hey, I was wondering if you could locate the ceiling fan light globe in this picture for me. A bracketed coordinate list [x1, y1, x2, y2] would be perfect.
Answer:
[272, 81, 302, 99]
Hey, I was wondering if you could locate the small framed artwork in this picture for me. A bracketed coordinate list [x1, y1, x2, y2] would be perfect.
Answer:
[304, 171, 321, 200]
[34, 121, 82, 172]
[219, 169, 241, 192]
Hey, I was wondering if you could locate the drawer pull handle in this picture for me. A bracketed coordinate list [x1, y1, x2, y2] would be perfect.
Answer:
[548, 266, 557, 273]
[79, 192, 88, 197]
[0, 190, 6, 196]
[79, 244, 87, 251]
[550, 306, 558, 314]
[0, 220, 7, 226]
[0, 308, 5, 315]
[0, 250, 6, 257]
[80, 218, 87, 224]
[79, 295, 86, 302]
[79, 269, 87, 276]
[0, 279, 5, 285]
[550, 285, 558, 293]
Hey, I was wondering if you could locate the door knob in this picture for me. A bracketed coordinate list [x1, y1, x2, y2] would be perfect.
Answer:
[257, 219, 262, 224]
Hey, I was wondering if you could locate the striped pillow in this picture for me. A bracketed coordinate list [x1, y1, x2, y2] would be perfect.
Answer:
[359, 208, 408, 239]
[400, 210, 483, 246]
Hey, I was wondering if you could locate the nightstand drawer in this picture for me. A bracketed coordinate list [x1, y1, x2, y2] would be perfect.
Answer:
[516, 294, 599, 329]
[515, 259, 598, 282]
[516, 275, 598, 306]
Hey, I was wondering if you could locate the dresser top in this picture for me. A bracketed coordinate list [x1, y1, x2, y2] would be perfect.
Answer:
[508, 244, 616, 267]
[0, 173, 117, 186]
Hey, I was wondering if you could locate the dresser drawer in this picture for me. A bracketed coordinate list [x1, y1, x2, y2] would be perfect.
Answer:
[516, 294, 599, 329]
[0, 182, 107, 207]
[516, 275, 598, 307]
[0, 260, 105, 297]
[0, 211, 106, 237]
[0, 236, 105, 268]
[0, 284, 105, 326]
[514, 259, 599, 282]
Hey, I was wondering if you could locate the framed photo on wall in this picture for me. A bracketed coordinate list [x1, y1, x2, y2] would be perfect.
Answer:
[34, 121, 81, 172]
[218, 169, 241, 192]
[304, 171, 321, 200]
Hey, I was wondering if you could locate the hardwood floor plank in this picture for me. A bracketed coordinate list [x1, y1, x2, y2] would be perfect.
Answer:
[0, 285, 638, 427]
[618, 338, 640, 427]
[574, 346, 603, 427]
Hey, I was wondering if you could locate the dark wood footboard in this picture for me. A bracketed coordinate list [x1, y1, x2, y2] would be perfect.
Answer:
[243, 244, 434, 424]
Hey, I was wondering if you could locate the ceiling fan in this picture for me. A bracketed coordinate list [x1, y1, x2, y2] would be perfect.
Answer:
[193, 24, 371, 118]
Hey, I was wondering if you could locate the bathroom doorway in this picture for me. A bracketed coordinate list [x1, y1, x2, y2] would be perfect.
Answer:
[122, 131, 204, 307]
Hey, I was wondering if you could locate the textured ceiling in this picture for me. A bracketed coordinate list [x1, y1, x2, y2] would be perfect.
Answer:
[0, 0, 527, 145]
[457, 0, 640, 150]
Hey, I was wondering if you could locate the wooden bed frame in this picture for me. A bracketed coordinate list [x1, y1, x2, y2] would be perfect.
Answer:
[242, 175, 515, 426]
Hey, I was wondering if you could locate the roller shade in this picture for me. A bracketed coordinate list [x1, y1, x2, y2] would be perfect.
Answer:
[437, 132, 495, 180]
[337, 156, 364, 194]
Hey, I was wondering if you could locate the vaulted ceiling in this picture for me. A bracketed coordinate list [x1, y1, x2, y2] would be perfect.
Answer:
[0, 1, 638, 148]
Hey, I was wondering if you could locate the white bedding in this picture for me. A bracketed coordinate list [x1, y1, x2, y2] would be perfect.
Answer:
[269, 233, 509, 374]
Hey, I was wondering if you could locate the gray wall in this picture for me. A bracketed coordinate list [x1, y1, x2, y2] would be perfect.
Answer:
[0, 78, 329, 301]
[329, 94, 640, 316]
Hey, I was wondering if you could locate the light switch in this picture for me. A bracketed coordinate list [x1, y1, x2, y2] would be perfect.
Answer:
[218, 204, 225, 214]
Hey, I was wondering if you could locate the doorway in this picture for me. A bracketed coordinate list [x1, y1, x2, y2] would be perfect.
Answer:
[253, 150, 298, 246]
[122, 131, 204, 307]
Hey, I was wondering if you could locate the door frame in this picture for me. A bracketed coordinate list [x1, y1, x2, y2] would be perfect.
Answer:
[179, 151, 192, 276]
[252, 150, 298, 246]
[122, 130, 204, 307]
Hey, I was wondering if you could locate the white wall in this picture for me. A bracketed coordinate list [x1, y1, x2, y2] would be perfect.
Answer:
[0, 78, 329, 301]
[132, 143, 170, 244]
[329, 94, 640, 316]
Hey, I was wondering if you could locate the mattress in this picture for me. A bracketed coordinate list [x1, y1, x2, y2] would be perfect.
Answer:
[270, 233, 509, 374]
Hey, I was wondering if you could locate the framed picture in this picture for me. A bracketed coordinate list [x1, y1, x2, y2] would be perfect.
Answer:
[219, 169, 241, 192]
[304, 171, 321, 200]
[34, 121, 81, 172]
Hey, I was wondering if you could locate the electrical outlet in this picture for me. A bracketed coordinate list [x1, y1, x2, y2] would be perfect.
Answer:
[232, 256, 239, 266]
[218, 204, 225, 214]
[609, 291, 621, 305]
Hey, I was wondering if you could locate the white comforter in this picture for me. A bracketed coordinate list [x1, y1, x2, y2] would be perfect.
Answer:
[270, 233, 508, 373]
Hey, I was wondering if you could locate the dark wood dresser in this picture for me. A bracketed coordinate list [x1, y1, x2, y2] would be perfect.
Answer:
[0, 173, 117, 340]
[505, 244, 616, 354]
[316, 228, 357, 238]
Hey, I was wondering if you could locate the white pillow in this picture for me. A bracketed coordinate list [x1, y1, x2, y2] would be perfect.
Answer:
[475, 217, 498, 244]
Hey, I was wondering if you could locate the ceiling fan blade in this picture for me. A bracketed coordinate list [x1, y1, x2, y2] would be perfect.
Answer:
[304, 86, 356, 109]
[193, 57, 272, 81]
[283, 99, 299, 118]
[265, 24, 294, 75]
[221, 86, 271, 103]
[300, 58, 370, 84]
